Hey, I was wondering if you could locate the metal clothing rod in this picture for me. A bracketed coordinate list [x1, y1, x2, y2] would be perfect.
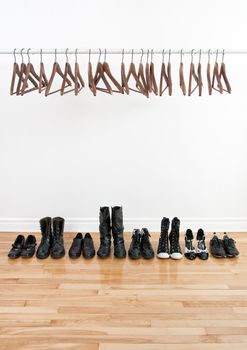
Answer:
[1, 49, 247, 55]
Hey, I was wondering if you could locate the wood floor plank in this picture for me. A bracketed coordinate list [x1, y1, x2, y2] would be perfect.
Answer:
[0, 232, 246, 349]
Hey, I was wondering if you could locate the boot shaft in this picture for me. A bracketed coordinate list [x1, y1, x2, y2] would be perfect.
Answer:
[39, 217, 52, 239]
[53, 217, 65, 239]
[99, 207, 111, 238]
[169, 217, 180, 239]
[112, 206, 124, 242]
[161, 217, 170, 236]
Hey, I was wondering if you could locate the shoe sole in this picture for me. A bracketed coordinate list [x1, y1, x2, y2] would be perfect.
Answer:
[36, 255, 50, 259]
[69, 254, 81, 259]
[157, 253, 170, 259]
[51, 252, 65, 259]
[142, 255, 155, 260]
[170, 253, 183, 260]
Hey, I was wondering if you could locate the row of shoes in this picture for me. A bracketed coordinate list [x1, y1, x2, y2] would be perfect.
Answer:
[210, 232, 239, 258]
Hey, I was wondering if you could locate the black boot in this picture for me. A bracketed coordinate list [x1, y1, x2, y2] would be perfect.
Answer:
[97, 207, 111, 258]
[157, 217, 170, 259]
[169, 217, 183, 260]
[51, 217, 65, 259]
[36, 217, 52, 259]
[112, 206, 126, 258]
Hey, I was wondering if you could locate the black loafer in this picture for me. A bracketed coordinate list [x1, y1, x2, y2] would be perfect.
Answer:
[21, 235, 37, 258]
[83, 233, 95, 259]
[8, 235, 25, 259]
[69, 233, 83, 259]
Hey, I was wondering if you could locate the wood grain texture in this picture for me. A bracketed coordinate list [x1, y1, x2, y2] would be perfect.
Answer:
[0, 232, 246, 350]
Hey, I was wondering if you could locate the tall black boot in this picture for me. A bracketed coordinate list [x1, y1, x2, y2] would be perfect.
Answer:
[97, 207, 111, 258]
[51, 217, 65, 259]
[36, 217, 52, 259]
[112, 206, 126, 258]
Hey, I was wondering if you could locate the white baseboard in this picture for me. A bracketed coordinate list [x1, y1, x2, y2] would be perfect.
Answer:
[0, 217, 247, 232]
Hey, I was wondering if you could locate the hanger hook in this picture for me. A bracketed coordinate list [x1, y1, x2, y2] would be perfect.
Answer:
[27, 48, 31, 64]
[104, 48, 107, 62]
[55, 49, 57, 63]
[191, 49, 194, 63]
[13, 48, 17, 63]
[199, 49, 202, 63]
[151, 49, 154, 63]
[98, 48, 101, 62]
[222, 49, 225, 63]
[89, 49, 91, 63]
[162, 49, 165, 63]
[140, 49, 144, 64]
[180, 49, 183, 63]
[75, 48, 78, 63]
[131, 49, 134, 63]
[65, 48, 69, 63]
[168, 49, 171, 63]
[215, 49, 219, 63]
[208, 49, 211, 64]
[147, 49, 149, 63]
[122, 49, 124, 63]
[40, 48, 43, 63]
[20, 48, 25, 64]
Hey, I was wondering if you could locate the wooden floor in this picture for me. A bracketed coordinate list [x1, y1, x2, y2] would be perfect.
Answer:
[0, 232, 246, 350]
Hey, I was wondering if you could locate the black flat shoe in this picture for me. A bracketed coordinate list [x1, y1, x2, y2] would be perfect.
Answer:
[210, 233, 226, 258]
[21, 235, 36, 258]
[141, 228, 155, 259]
[8, 235, 25, 259]
[223, 233, 239, 257]
[184, 229, 196, 260]
[69, 233, 83, 259]
[196, 228, 208, 260]
[83, 233, 95, 259]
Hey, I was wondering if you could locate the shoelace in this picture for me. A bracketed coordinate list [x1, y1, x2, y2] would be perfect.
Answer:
[159, 234, 168, 251]
[224, 237, 236, 248]
[143, 233, 152, 249]
[171, 231, 181, 252]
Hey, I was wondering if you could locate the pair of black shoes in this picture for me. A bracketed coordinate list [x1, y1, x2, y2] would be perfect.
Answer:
[69, 233, 95, 259]
[128, 228, 154, 259]
[210, 233, 239, 258]
[8, 234, 36, 259]
[157, 217, 183, 260]
[97, 206, 126, 259]
[184, 229, 208, 260]
[36, 217, 65, 259]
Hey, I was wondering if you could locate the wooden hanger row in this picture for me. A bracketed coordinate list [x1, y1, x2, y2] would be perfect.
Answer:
[10, 49, 231, 97]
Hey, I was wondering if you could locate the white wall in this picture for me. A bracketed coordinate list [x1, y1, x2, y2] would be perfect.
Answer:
[0, 0, 247, 232]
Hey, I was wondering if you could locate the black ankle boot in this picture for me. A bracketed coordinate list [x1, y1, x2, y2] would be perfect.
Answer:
[36, 217, 52, 259]
[51, 217, 65, 259]
[112, 206, 126, 258]
[97, 207, 111, 258]
[169, 217, 183, 260]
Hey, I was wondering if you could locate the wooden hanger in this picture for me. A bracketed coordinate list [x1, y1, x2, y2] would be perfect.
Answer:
[179, 49, 186, 96]
[149, 50, 158, 95]
[101, 49, 123, 94]
[207, 49, 212, 95]
[74, 49, 85, 96]
[38, 49, 48, 93]
[197, 50, 203, 96]
[159, 50, 172, 96]
[61, 49, 77, 95]
[188, 49, 202, 96]
[10, 49, 26, 95]
[45, 49, 72, 96]
[93, 49, 112, 94]
[16, 49, 39, 96]
[212, 50, 223, 94]
[125, 49, 145, 95]
[137, 49, 149, 97]
[21, 49, 43, 95]
[121, 49, 129, 95]
[219, 50, 231, 94]
[88, 49, 97, 96]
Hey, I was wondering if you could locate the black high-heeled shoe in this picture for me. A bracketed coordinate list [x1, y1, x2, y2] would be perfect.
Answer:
[184, 229, 196, 260]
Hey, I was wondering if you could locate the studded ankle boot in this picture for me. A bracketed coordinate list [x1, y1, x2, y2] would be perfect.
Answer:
[36, 217, 52, 259]
[51, 217, 65, 259]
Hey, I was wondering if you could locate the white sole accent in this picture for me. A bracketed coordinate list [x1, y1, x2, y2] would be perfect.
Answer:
[157, 252, 170, 259]
[170, 252, 183, 260]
